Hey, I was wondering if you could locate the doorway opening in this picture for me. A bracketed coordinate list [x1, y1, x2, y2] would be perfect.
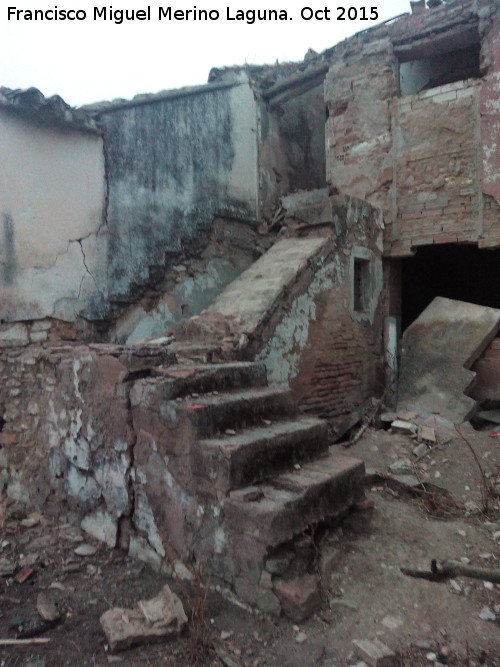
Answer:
[400, 244, 500, 331]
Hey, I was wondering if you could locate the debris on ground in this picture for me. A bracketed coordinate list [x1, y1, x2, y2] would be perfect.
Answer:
[352, 637, 397, 666]
[0, 407, 498, 665]
[36, 593, 60, 623]
[100, 583, 187, 652]
[401, 559, 500, 584]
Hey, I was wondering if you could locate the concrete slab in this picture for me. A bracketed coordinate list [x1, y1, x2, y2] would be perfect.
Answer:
[398, 297, 500, 423]
[282, 188, 333, 227]
[469, 358, 500, 402]
[205, 237, 328, 334]
[476, 409, 500, 424]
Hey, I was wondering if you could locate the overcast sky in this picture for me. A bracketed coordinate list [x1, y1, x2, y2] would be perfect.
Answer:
[2, 0, 408, 106]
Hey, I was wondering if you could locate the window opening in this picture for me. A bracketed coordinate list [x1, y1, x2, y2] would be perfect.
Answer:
[354, 257, 370, 313]
[397, 27, 481, 96]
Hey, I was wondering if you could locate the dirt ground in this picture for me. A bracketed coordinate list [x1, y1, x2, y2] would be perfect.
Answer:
[0, 423, 498, 667]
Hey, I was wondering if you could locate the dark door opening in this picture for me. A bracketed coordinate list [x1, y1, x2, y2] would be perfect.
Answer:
[401, 244, 500, 331]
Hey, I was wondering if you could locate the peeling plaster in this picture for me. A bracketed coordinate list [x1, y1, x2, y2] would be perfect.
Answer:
[66, 464, 102, 508]
[257, 257, 342, 385]
[133, 487, 166, 557]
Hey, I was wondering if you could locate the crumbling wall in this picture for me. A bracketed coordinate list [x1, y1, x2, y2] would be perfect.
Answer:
[95, 79, 260, 308]
[257, 196, 386, 422]
[0, 344, 256, 579]
[0, 343, 175, 552]
[392, 80, 482, 253]
[480, 4, 500, 247]
[325, 27, 397, 211]
[111, 218, 268, 344]
[0, 343, 229, 576]
[0, 110, 107, 333]
[96, 68, 328, 343]
[392, 3, 500, 254]
[324, 0, 500, 256]
[259, 83, 327, 221]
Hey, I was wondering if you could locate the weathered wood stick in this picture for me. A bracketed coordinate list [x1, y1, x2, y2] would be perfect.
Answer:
[0, 594, 21, 604]
[401, 559, 500, 584]
[0, 638, 51, 646]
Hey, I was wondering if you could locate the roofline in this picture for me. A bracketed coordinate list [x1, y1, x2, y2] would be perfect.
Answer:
[86, 80, 241, 114]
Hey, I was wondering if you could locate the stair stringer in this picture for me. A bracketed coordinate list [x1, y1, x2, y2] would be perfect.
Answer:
[129, 357, 365, 620]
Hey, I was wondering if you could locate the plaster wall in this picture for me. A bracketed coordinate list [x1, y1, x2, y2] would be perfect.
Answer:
[98, 80, 260, 304]
[0, 112, 107, 325]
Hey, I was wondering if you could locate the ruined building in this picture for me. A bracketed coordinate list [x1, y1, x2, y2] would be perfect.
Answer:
[0, 0, 498, 618]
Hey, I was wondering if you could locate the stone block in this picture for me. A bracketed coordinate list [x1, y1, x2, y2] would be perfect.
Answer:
[0, 324, 29, 347]
[265, 546, 294, 575]
[100, 584, 187, 653]
[230, 533, 267, 583]
[352, 638, 397, 667]
[81, 509, 118, 548]
[320, 545, 341, 583]
[398, 297, 500, 422]
[29, 331, 48, 343]
[31, 321, 52, 332]
[229, 486, 264, 503]
[129, 535, 163, 572]
[234, 576, 281, 615]
[273, 573, 321, 622]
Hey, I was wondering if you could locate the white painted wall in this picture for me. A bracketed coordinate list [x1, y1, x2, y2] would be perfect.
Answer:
[0, 112, 107, 322]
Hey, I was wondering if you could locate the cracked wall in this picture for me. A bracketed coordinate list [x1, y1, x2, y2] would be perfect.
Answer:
[95, 78, 260, 309]
[0, 343, 242, 579]
[111, 217, 269, 344]
[257, 196, 386, 423]
[0, 342, 176, 558]
[324, 0, 500, 256]
[0, 69, 328, 342]
[0, 111, 107, 331]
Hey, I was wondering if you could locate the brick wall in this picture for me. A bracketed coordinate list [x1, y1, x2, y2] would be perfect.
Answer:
[325, 29, 396, 212]
[393, 80, 482, 252]
[258, 195, 387, 425]
[292, 294, 382, 421]
[479, 13, 500, 248]
[324, 0, 500, 256]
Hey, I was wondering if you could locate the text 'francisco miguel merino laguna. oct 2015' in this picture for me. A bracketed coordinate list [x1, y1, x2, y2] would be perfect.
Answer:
[7, 5, 381, 24]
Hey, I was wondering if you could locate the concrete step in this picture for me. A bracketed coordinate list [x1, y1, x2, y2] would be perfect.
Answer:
[224, 452, 365, 547]
[170, 342, 223, 363]
[197, 417, 328, 491]
[175, 238, 329, 348]
[178, 387, 296, 438]
[152, 362, 267, 400]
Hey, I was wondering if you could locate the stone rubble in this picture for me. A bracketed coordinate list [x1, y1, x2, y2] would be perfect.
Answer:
[352, 638, 397, 667]
[100, 584, 187, 652]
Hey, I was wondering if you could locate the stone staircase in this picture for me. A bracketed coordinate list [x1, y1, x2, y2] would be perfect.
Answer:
[143, 352, 365, 619]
